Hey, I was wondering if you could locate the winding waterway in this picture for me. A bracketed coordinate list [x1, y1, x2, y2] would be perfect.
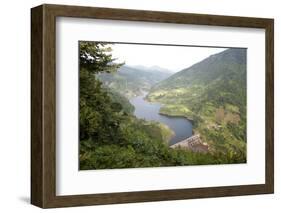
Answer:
[129, 94, 193, 145]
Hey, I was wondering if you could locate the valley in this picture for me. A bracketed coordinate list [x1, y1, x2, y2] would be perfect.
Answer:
[79, 41, 247, 170]
[99, 48, 247, 159]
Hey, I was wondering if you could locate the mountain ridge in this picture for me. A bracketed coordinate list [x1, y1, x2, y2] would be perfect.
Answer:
[132, 65, 174, 74]
[151, 48, 246, 90]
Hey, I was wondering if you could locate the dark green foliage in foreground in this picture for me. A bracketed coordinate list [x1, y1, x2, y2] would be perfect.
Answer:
[79, 41, 125, 144]
[79, 42, 245, 170]
[80, 117, 243, 170]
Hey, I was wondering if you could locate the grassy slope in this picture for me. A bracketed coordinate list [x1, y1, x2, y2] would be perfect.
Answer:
[147, 48, 247, 160]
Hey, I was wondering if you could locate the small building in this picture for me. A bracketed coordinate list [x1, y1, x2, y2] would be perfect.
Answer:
[170, 134, 209, 153]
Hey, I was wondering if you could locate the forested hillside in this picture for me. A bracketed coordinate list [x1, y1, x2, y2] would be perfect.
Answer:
[97, 65, 171, 98]
[147, 48, 247, 161]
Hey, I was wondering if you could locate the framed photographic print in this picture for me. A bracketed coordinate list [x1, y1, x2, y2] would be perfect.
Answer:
[31, 4, 274, 208]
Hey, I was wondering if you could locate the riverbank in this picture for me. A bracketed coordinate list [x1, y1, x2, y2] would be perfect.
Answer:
[130, 94, 193, 145]
[144, 93, 194, 121]
[158, 111, 194, 122]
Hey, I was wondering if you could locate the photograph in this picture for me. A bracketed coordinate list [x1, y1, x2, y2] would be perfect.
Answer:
[29, 3, 274, 208]
[79, 41, 247, 170]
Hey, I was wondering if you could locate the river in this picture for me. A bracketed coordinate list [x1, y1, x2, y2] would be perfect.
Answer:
[129, 94, 193, 145]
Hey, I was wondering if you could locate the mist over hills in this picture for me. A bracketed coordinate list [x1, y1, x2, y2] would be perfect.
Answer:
[131, 65, 174, 74]
[97, 65, 172, 98]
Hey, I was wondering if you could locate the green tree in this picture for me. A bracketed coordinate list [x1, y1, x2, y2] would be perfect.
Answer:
[79, 41, 122, 73]
[79, 41, 124, 144]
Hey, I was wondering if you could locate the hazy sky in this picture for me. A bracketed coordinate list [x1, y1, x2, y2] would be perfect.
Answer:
[110, 43, 227, 72]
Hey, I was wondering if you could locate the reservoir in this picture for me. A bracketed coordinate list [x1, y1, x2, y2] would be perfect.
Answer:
[130, 94, 193, 145]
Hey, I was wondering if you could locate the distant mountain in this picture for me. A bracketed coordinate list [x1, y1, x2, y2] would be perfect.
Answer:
[147, 48, 247, 157]
[132, 65, 174, 74]
[97, 65, 172, 98]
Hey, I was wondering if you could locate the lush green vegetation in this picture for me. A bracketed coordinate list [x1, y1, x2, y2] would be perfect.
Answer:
[79, 42, 242, 170]
[147, 48, 247, 162]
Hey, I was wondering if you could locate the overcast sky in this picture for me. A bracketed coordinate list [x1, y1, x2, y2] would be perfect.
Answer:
[110, 43, 227, 72]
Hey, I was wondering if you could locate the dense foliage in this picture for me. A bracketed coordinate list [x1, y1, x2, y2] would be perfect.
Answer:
[79, 42, 240, 170]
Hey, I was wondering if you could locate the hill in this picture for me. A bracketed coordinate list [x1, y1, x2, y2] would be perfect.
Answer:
[132, 65, 173, 74]
[147, 48, 247, 160]
[97, 65, 172, 98]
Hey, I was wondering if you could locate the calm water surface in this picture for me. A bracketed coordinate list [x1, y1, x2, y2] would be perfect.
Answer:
[129, 94, 193, 145]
